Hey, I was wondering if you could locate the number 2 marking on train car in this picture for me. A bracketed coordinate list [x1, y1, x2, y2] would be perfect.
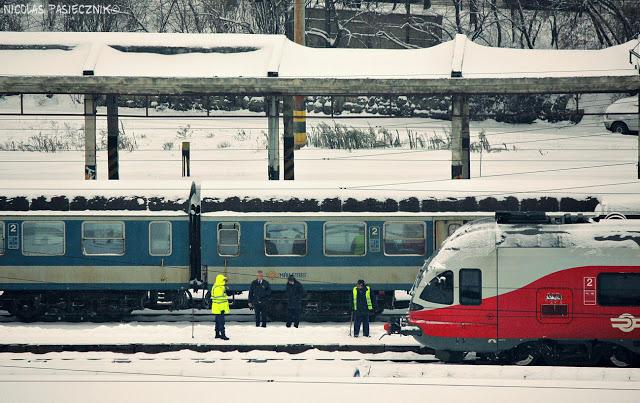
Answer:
[369, 226, 380, 253]
[7, 222, 19, 250]
[583, 276, 596, 305]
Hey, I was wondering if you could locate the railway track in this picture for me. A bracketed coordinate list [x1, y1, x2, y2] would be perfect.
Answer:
[0, 311, 405, 323]
[0, 344, 632, 367]
[0, 343, 433, 356]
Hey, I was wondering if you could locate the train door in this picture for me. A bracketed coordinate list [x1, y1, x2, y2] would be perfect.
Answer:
[457, 265, 499, 353]
[213, 221, 240, 282]
[496, 247, 552, 350]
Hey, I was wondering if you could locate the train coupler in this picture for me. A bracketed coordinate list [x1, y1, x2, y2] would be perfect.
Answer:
[383, 316, 422, 337]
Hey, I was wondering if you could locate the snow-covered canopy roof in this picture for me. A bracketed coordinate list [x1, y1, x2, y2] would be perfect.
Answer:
[0, 180, 194, 212]
[0, 31, 638, 94]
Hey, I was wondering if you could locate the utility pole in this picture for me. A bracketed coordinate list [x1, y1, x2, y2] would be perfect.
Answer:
[84, 94, 96, 180]
[637, 91, 639, 179]
[283, 0, 306, 180]
[106, 94, 119, 180]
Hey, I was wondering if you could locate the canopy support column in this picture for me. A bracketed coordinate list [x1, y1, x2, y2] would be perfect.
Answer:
[451, 94, 470, 179]
[268, 96, 280, 180]
[293, 0, 306, 155]
[107, 94, 119, 180]
[84, 94, 96, 180]
[283, 96, 295, 180]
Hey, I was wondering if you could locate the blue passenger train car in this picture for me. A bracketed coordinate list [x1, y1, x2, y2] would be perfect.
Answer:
[201, 213, 436, 317]
[0, 181, 197, 320]
[0, 212, 192, 320]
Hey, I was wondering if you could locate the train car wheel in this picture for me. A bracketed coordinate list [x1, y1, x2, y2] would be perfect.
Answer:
[513, 353, 537, 366]
[13, 296, 44, 322]
[434, 350, 466, 364]
[509, 346, 539, 366]
[608, 348, 635, 368]
[14, 304, 43, 322]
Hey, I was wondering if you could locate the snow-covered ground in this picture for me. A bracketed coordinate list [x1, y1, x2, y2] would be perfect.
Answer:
[0, 350, 638, 403]
[0, 321, 417, 346]
[0, 94, 638, 201]
[1, 318, 639, 402]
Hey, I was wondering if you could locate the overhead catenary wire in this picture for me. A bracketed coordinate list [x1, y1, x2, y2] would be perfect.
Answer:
[342, 162, 638, 190]
[0, 159, 635, 163]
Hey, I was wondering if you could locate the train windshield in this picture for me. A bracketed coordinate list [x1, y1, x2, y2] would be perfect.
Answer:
[410, 257, 432, 296]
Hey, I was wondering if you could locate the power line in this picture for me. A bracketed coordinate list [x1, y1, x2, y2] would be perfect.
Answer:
[346, 181, 640, 197]
[343, 162, 638, 190]
[0, 158, 635, 163]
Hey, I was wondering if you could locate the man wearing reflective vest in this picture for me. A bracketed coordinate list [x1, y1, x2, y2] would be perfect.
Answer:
[211, 273, 231, 340]
[352, 279, 373, 337]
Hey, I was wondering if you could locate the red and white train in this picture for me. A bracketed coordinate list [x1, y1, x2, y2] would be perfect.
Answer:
[386, 211, 640, 366]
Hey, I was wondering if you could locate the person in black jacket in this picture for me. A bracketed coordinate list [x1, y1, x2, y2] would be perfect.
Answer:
[285, 275, 304, 328]
[352, 279, 374, 337]
[248, 270, 271, 327]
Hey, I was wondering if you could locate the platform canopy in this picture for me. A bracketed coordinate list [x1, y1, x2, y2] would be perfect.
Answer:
[0, 31, 638, 95]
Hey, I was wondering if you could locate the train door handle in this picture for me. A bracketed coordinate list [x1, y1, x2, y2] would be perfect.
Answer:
[486, 312, 496, 320]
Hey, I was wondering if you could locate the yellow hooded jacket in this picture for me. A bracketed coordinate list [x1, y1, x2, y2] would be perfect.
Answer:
[211, 274, 230, 315]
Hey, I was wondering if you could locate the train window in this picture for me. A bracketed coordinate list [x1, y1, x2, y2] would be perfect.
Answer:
[82, 221, 125, 256]
[383, 222, 426, 256]
[448, 223, 462, 236]
[0, 222, 4, 255]
[324, 222, 366, 256]
[597, 273, 640, 306]
[22, 221, 65, 256]
[459, 269, 482, 305]
[420, 270, 453, 305]
[218, 222, 240, 257]
[149, 221, 172, 256]
[264, 222, 307, 256]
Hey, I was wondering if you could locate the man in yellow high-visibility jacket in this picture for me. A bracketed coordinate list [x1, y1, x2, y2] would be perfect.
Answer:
[211, 274, 231, 340]
[352, 279, 373, 337]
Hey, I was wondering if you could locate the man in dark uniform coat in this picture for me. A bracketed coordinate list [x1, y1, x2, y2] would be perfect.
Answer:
[249, 270, 271, 327]
[285, 275, 304, 328]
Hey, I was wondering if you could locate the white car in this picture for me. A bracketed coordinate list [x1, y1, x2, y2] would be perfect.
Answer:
[604, 96, 639, 134]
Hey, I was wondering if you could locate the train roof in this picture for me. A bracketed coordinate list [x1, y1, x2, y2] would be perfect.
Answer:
[198, 180, 600, 213]
[445, 217, 640, 251]
[594, 195, 640, 218]
[0, 180, 614, 214]
[498, 220, 640, 249]
[0, 210, 187, 217]
[201, 211, 494, 218]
